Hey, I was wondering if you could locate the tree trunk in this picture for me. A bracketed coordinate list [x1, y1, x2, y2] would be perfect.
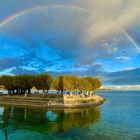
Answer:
[8, 90, 10, 94]
[42, 89, 45, 97]
[28, 89, 31, 94]
[12, 90, 15, 94]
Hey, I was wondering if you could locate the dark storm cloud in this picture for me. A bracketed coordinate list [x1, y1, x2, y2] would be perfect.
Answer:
[104, 68, 140, 85]
[74, 66, 140, 85]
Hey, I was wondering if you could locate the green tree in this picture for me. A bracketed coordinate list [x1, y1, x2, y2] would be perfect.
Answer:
[33, 74, 53, 93]
[0, 74, 101, 95]
[0, 75, 16, 94]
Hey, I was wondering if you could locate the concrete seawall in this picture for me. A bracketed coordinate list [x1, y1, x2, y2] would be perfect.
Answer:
[0, 94, 105, 108]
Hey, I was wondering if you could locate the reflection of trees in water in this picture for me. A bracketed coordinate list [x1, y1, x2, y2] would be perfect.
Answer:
[2, 107, 10, 140]
[4, 128, 8, 140]
[1, 107, 100, 135]
[53, 108, 100, 132]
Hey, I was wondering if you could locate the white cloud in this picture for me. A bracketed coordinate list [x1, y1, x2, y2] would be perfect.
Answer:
[0, 67, 15, 75]
[91, 62, 103, 67]
[116, 56, 130, 61]
[19, 66, 38, 71]
[124, 67, 135, 71]
[108, 47, 118, 53]
[109, 85, 140, 90]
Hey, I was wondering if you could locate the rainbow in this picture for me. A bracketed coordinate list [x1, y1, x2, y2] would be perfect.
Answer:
[0, 4, 140, 52]
[119, 28, 140, 53]
[122, 30, 140, 53]
[0, 4, 87, 28]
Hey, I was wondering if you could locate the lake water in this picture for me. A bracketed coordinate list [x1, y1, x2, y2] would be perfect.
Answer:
[0, 90, 140, 140]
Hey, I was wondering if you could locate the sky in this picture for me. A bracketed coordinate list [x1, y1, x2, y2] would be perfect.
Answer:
[0, 0, 140, 89]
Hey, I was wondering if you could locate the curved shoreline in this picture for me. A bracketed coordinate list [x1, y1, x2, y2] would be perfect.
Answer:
[0, 94, 105, 108]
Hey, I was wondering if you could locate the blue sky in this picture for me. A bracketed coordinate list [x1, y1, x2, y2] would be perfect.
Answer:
[0, 0, 140, 88]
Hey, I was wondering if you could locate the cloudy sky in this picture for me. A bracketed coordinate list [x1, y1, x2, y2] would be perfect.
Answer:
[0, 0, 140, 88]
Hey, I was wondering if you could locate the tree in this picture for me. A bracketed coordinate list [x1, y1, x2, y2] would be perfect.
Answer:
[33, 74, 53, 92]
[19, 75, 34, 94]
[52, 76, 59, 90]
[78, 77, 101, 91]
[63, 76, 78, 91]
[0, 75, 16, 94]
[0, 75, 34, 94]
[0, 74, 101, 95]
[42, 74, 53, 92]
[93, 78, 101, 89]
[52, 76, 64, 93]
[77, 77, 86, 91]
[58, 76, 64, 93]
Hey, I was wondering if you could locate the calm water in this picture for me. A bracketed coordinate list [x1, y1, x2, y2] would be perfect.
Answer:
[0, 90, 140, 140]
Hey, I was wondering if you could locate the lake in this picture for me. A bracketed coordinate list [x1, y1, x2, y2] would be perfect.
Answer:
[0, 90, 140, 140]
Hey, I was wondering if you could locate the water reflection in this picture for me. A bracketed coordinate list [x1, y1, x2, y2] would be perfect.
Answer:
[0, 106, 100, 139]
[0, 107, 4, 116]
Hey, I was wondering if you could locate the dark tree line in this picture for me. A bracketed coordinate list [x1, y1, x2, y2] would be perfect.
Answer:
[0, 74, 101, 94]
[0, 74, 53, 94]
